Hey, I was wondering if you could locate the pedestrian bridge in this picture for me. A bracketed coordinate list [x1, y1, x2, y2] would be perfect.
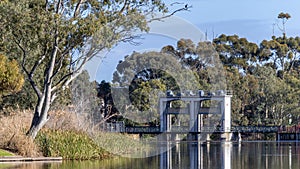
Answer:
[104, 125, 280, 134]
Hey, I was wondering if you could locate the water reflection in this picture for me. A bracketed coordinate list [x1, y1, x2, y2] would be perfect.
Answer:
[159, 141, 235, 169]
[1, 142, 300, 169]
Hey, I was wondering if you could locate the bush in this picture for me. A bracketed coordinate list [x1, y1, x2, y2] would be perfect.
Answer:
[94, 132, 152, 156]
[36, 130, 109, 160]
[0, 110, 40, 157]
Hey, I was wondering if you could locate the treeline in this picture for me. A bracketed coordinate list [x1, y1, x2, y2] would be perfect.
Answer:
[99, 35, 300, 127]
[1, 34, 300, 127]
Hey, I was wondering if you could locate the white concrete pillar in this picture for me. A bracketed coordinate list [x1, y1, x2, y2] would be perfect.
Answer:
[189, 101, 196, 132]
[224, 96, 231, 132]
[160, 100, 166, 132]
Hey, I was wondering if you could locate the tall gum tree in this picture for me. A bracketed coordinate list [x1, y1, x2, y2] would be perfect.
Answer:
[0, 0, 190, 139]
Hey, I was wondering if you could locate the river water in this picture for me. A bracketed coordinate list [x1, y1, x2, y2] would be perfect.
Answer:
[1, 141, 300, 169]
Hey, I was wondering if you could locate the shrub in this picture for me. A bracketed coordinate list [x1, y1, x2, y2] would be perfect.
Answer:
[93, 132, 152, 156]
[0, 110, 40, 157]
[36, 130, 109, 160]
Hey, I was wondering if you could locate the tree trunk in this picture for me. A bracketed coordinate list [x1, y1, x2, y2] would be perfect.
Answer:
[27, 103, 50, 139]
[27, 37, 58, 139]
[27, 86, 52, 139]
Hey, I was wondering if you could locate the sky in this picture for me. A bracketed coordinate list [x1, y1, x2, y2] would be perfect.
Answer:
[169, 0, 300, 42]
[86, 0, 300, 82]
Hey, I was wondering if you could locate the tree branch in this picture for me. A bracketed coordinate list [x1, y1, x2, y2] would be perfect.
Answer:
[147, 5, 192, 23]
[12, 36, 42, 98]
[119, 0, 129, 15]
[30, 52, 46, 78]
[73, 0, 84, 18]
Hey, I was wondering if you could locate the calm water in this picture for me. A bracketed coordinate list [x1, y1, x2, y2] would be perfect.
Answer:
[1, 142, 300, 169]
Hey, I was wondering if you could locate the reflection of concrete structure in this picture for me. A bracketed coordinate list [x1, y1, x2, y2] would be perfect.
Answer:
[159, 90, 232, 141]
[160, 142, 232, 169]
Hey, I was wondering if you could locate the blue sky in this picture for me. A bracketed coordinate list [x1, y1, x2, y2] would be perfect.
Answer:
[88, 0, 300, 82]
[168, 0, 300, 42]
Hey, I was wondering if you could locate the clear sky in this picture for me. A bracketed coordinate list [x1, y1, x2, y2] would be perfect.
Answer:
[166, 0, 300, 42]
[88, 0, 300, 82]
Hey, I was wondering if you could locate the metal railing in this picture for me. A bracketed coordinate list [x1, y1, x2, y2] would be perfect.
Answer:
[104, 126, 281, 134]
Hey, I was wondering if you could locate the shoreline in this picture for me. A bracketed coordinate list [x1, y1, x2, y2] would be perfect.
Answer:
[0, 156, 62, 162]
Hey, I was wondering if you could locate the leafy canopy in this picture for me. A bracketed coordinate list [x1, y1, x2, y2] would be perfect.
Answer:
[0, 54, 24, 97]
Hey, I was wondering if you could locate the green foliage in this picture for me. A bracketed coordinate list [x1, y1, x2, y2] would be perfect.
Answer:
[94, 132, 151, 156]
[0, 0, 172, 138]
[214, 34, 259, 73]
[277, 12, 291, 37]
[0, 54, 24, 97]
[278, 12, 291, 19]
[213, 33, 300, 126]
[112, 50, 200, 124]
[0, 149, 14, 156]
[36, 130, 108, 160]
[107, 35, 297, 127]
[71, 70, 101, 121]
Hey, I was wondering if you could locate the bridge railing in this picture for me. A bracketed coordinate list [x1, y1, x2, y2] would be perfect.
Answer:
[232, 126, 279, 133]
[125, 126, 160, 133]
[103, 124, 282, 133]
[278, 125, 300, 133]
[123, 126, 226, 133]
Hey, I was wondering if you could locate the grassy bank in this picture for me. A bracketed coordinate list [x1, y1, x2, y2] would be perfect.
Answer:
[0, 149, 14, 157]
[94, 132, 152, 157]
[36, 130, 110, 160]
[0, 110, 151, 160]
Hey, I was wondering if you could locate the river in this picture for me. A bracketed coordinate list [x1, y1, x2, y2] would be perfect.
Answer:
[1, 141, 300, 169]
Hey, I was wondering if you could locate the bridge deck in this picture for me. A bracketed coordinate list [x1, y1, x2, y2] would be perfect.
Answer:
[111, 126, 280, 134]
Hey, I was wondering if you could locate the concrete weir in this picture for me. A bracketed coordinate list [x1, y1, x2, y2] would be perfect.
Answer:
[0, 156, 62, 162]
[159, 90, 233, 142]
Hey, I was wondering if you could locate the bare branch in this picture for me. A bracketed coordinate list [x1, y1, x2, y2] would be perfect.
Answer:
[93, 113, 119, 130]
[30, 53, 46, 77]
[170, 2, 184, 6]
[12, 36, 43, 98]
[147, 5, 192, 23]
[119, 0, 129, 15]
[56, 0, 61, 14]
[51, 53, 66, 80]
[73, 0, 84, 18]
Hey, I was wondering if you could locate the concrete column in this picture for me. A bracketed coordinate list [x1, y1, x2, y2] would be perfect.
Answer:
[167, 114, 172, 132]
[189, 101, 196, 132]
[160, 100, 167, 132]
[223, 142, 232, 169]
[224, 96, 231, 132]
[160, 142, 172, 169]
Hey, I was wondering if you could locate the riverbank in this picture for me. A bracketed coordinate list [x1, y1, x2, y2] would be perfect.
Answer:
[0, 149, 14, 157]
[0, 156, 62, 162]
[0, 110, 150, 160]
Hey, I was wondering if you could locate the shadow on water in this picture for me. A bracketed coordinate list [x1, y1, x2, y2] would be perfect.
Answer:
[1, 141, 300, 169]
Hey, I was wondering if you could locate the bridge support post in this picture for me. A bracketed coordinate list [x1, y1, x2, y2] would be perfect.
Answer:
[223, 95, 231, 133]
[160, 99, 167, 133]
[224, 132, 232, 141]
[206, 134, 211, 142]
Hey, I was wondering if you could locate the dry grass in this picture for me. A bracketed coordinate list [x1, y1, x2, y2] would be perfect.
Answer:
[0, 110, 40, 157]
[0, 109, 92, 157]
[46, 109, 90, 131]
[0, 109, 144, 159]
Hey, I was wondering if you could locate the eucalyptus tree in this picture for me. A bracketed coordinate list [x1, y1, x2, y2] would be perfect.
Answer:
[71, 70, 100, 127]
[0, 0, 189, 139]
[259, 36, 300, 76]
[162, 39, 226, 90]
[112, 51, 198, 124]
[213, 34, 259, 73]
[277, 12, 291, 37]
